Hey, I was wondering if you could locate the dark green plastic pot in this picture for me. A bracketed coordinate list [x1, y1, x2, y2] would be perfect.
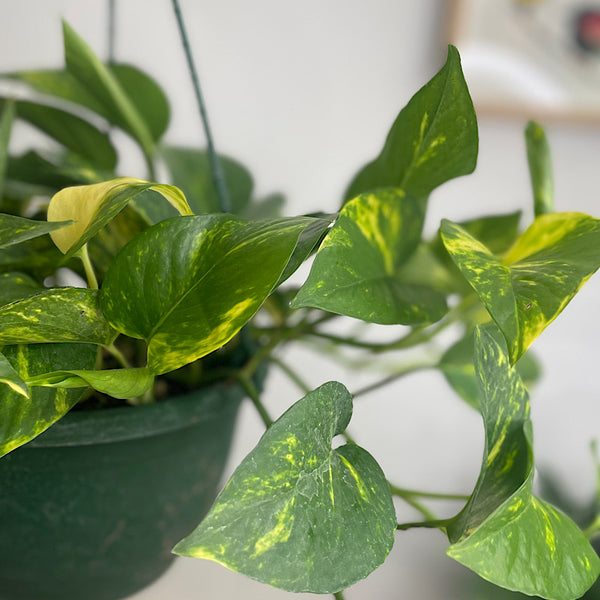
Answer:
[0, 382, 244, 600]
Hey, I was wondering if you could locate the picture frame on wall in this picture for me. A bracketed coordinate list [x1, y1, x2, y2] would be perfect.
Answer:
[448, 0, 600, 122]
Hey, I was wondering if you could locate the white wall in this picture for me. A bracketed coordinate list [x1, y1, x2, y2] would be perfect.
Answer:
[2, 2, 600, 598]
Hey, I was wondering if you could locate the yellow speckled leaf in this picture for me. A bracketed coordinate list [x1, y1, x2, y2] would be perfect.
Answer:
[441, 213, 600, 363]
[48, 177, 192, 255]
[100, 214, 317, 374]
[292, 189, 447, 324]
[0, 287, 116, 345]
[174, 382, 396, 594]
[446, 327, 600, 600]
[0, 343, 96, 457]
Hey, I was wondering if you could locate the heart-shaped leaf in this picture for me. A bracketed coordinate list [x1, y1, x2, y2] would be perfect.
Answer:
[439, 327, 541, 410]
[100, 215, 316, 374]
[344, 46, 477, 201]
[0, 351, 28, 398]
[440, 213, 600, 363]
[174, 381, 396, 593]
[292, 189, 447, 324]
[27, 367, 153, 400]
[446, 327, 600, 600]
[47, 178, 191, 255]
[525, 121, 554, 217]
[0, 288, 116, 345]
[0, 97, 117, 170]
[0, 272, 41, 306]
[0, 213, 72, 250]
[0, 343, 96, 457]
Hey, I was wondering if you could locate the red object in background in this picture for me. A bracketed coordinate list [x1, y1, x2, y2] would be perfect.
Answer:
[575, 9, 600, 53]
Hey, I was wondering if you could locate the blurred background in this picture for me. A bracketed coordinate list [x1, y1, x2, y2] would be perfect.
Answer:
[1, 1, 600, 598]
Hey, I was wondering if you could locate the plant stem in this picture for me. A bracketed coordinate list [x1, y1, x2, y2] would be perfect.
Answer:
[171, 0, 230, 212]
[269, 356, 312, 394]
[396, 518, 450, 532]
[104, 343, 131, 369]
[584, 514, 600, 540]
[237, 375, 273, 428]
[389, 483, 469, 502]
[333, 591, 346, 600]
[79, 245, 98, 290]
[401, 496, 437, 521]
[108, 0, 116, 63]
[351, 362, 435, 399]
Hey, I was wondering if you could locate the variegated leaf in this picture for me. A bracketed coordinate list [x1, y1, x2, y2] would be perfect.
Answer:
[47, 177, 192, 255]
[174, 381, 396, 593]
[0, 287, 116, 345]
[344, 46, 477, 201]
[446, 327, 600, 600]
[0, 213, 72, 250]
[0, 343, 96, 457]
[525, 121, 554, 217]
[440, 213, 600, 363]
[0, 272, 42, 306]
[27, 367, 153, 400]
[0, 351, 28, 398]
[292, 189, 447, 324]
[100, 215, 316, 374]
[439, 326, 540, 410]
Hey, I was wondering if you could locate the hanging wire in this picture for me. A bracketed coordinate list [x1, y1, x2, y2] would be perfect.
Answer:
[171, 0, 231, 213]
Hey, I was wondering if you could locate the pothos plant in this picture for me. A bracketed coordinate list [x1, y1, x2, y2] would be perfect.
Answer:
[1, 18, 600, 600]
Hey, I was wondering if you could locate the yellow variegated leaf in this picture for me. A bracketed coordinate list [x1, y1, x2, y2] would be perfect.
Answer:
[48, 178, 192, 255]
[441, 213, 600, 363]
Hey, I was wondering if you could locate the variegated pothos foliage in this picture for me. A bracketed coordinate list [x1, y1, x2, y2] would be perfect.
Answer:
[174, 382, 396, 594]
[446, 327, 600, 600]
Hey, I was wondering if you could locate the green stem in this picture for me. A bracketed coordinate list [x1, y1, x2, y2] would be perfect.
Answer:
[333, 591, 346, 600]
[171, 0, 230, 212]
[584, 514, 600, 540]
[237, 376, 273, 428]
[401, 496, 437, 521]
[104, 343, 131, 369]
[396, 518, 450, 532]
[351, 362, 436, 399]
[269, 356, 311, 394]
[78, 245, 98, 290]
[389, 483, 469, 502]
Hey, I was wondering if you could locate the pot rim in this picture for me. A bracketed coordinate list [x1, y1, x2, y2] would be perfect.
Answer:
[28, 380, 243, 449]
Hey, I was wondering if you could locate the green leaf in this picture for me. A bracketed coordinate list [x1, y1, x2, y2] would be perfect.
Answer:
[47, 177, 191, 255]
[109, 64, 170, 141]
[277, 216, 333, 285]
[0, 98, 15, 199]
[525, 121, 554, 217]
[0, 351, 28, 398]
[0, 272, 42, 306]
[292, 189, 447, 324]
[7, 64, 169, 143]
[161, 146, 253, 215]
[0, 343, 96, 457]
[62, 21, 156, 159]
[439, 327, 541, 410]
[344, 46, 477, 201]
[0, 97, 117, 170]
[440, 213, 600, 363]
[6, 150, 107, 196]
[0, 235, 66, 277]
[174, 381, 396, 593]
[0, 213, 72, 249]
[100, 215, 316, 374]
[27, 367, 153, 400]
[446, 327, 600, 600]
[0, 287, 116, 345]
